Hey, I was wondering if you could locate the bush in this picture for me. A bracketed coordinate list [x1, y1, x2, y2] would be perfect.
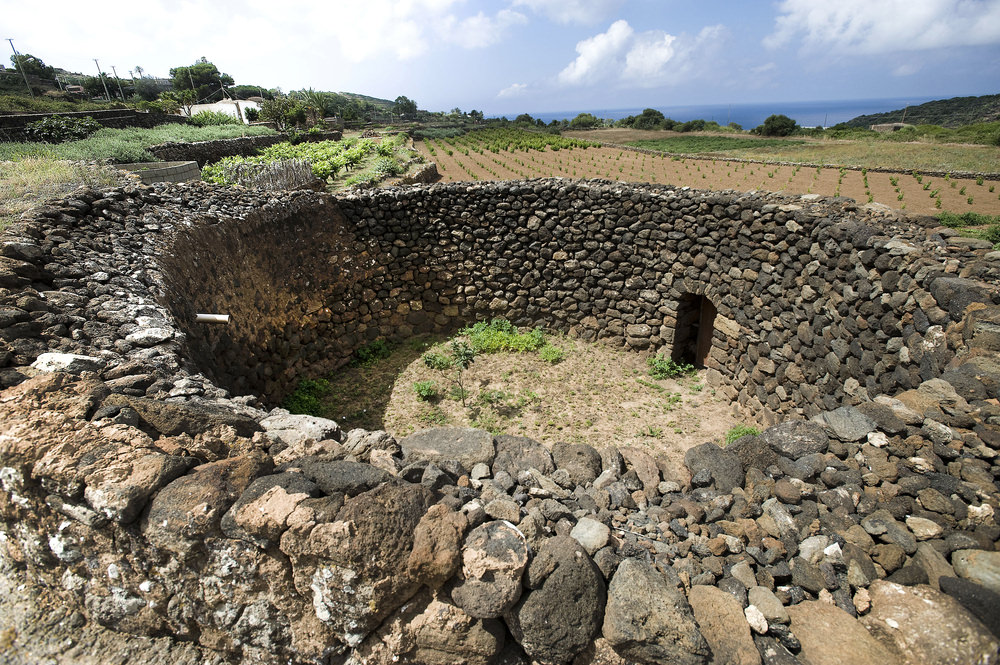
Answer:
[647, 354, 695, 379]
[539, 344, 566, 363]
[282, 378, 331, 416]
[755, 114, 798, 137]
[190, 110, 242, 126]
[25, 115, 102, 143]
[244, 107, 260, 122]
[725, 424, 761, 445]
[353, 339, 392, 366]
[372, 156, 402, 176]
[413, 380, 439, 401]
[462, 318, 546, 353]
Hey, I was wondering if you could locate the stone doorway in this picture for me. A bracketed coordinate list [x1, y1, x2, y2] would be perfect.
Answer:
[672, 294, 717, 368]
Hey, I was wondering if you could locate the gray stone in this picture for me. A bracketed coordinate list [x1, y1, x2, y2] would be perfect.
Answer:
[121, 396, 262, 437]
[863, 580, 999, 665]
[758, 420, 829, 459]
[940, 576, 1000, 639]
[492, 435, 554, 477]
[504, 536, 605, 664]
[452, 520, 530, 619]
[749, 586, 789, 624]
[604, 557, 710, 665]
[284, 458, 391, 496]
[813, 406, 877, 442]
[261, 411, 342, 442]
[550, 441, 602, 486]
[684, 442, 745, 492]
[400, 427, 495, 471]
[953, 549, 1000, 595]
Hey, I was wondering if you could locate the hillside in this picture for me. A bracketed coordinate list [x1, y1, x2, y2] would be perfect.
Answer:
[338, 91, 396, 109]
[844, 93, 1000, 128]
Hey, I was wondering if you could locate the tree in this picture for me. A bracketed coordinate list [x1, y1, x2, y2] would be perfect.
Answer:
[756, 114, 798, 137]
[134, 65, 144, 78]
[468, 109, 484, 123]
[260, 97, 308, 130]
[569, 112, 601, 129]
[394, 95, 417, 116]
[514, 113, 535, 125]
[633, 108, 666, 130]
[10, 53, 54, 79]
[169, 58, 234, 103]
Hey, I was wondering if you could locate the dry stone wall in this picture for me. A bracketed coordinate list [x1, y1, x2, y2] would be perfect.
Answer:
[1, 178, 999, 665]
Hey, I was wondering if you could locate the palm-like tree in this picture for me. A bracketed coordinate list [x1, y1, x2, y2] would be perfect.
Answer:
[134, 65, 144, 78]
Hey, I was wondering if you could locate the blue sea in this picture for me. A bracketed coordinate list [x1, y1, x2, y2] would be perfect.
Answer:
[522, 97, 939, 129]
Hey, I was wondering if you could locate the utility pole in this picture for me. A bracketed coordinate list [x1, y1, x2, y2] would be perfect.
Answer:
[93, 58, 111, 100]
[110, 65, 125, 99]
[6, 39, 34, 98]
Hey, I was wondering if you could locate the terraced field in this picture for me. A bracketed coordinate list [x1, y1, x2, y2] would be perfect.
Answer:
[415, 129, 1000, 216]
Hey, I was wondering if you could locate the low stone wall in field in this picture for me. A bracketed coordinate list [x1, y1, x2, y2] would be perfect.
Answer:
[0, 179, 999, 665]
[0, 109, 188, 142]
[148, 130, 343, 166]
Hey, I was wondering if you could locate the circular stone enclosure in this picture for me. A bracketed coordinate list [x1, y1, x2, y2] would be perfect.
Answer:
[160, 179, 996, 425]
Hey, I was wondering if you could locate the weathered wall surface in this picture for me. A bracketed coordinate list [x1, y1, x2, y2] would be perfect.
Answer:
[164, 180, 998, 425]
[1, 179, 998, 665]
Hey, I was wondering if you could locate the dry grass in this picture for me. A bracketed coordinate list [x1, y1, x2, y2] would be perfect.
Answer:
[312, 333, 737, 466]
[565, 128, 999, 174]
[0, 158, 122, 230]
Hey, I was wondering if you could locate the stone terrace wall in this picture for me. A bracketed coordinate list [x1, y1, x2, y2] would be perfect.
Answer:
[148, 131, 343, 166]
[163, 180, 998, 425]
[1, 179, 999, 665]
[0, 109, 188, 142]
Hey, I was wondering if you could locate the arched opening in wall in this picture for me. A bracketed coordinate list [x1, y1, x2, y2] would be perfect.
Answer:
[672, 294, 718, 368]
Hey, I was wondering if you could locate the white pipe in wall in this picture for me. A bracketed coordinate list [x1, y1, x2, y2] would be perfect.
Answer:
[195, 313, 231, 324]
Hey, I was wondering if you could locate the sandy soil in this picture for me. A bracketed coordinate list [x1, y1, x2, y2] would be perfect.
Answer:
[318, 334, 739, 470]
[416, 140, 1000, 215]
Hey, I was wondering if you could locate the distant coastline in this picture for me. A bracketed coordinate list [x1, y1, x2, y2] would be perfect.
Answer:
[520, 97, 940, 129]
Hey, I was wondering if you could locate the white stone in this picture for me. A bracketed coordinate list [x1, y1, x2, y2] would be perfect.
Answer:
[125, 327, 174, 346]
[31, 352, 105, 374]
[570, 517, 610, 555]
[745, 604, 768, 634]
[905, 516, 943, 541]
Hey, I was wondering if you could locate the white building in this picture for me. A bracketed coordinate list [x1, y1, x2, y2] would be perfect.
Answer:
[187, 99, 261, 124]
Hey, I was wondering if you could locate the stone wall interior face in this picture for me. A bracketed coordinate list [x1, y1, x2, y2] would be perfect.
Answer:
[1, 177, 998, 665]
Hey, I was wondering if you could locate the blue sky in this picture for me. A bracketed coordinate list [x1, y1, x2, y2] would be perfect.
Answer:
[6, 0, 1000, 115]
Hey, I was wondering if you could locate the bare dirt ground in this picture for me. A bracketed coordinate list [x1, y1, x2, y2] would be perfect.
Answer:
[317, 334, 739, 468]
[416, 141, 1000, 216]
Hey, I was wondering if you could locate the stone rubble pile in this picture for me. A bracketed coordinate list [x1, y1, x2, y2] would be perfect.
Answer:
[0, 177, 998, 664]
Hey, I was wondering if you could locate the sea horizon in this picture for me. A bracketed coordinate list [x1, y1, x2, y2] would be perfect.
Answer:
[511, 96, 941, 129]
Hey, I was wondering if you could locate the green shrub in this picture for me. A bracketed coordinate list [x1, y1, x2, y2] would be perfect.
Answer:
[423, 341, 476, 407]
[25, 115, 102, 143]
[462, 318, 546, 353]
[539, 343, 566, 363]
[754, 114, 798, 137]
[725, 424, 761, 445]
[190, 110, 242, 126]
[372, 156, 402, 176]
[937, 211, 1000, 228]
[647, 354, 695, 379]
[353, 339, 392, 367]
[282, 378, 331, 416]
[244, 107, 260, 122]
[413, 380, 438, 401]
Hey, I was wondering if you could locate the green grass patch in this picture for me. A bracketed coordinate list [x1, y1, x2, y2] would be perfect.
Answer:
[647, 354, 695, 380]
[281, 378, 332, 416]
[0, 124, 277, 163]
[461, 318, 547, 353]
[626, 136, 805, 153]
[725, 424, 761, 445]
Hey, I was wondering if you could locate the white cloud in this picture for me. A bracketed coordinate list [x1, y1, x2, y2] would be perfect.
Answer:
[766, 0, 1000, 54]
[893, 62, 922, 76]
[558, 20, 635, 85]
[512, 0, 624, 25]
[498, 82, 529, 97]
[445, 9, 528, 49]
[558, 21, 725, 88]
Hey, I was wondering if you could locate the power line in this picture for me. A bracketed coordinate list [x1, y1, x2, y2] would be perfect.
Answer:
[6, 38, 34, 98]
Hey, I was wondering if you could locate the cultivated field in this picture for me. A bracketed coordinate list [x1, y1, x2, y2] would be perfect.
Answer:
[415, 129, 1000, 216]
